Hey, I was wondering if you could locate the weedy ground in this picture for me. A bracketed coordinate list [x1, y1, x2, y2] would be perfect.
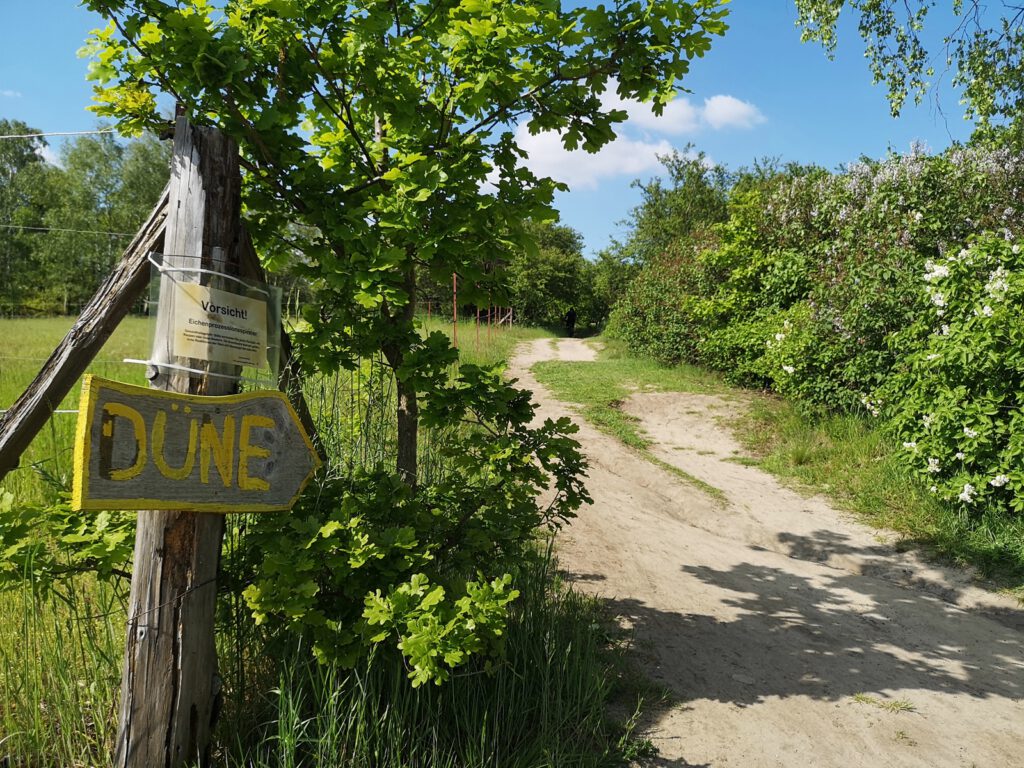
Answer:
[0, 316, 650, 768]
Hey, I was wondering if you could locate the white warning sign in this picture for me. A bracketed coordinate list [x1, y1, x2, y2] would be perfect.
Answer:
[172, 283, 269, 369]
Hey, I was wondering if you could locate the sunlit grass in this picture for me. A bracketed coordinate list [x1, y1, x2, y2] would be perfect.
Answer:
[0, 316, 647, 767]
[0, 317, 152, 506]
[533, 339, 728, 501]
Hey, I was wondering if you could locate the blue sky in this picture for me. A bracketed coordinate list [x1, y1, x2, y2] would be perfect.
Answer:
[0, 1, 976, 255]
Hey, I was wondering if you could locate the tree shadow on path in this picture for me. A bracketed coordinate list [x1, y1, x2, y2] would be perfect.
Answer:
[612, 529, 1022, 710]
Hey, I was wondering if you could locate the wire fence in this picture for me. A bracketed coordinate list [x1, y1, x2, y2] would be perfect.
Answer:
[0, 307, 527, 508]
[0, 129, 118, 140]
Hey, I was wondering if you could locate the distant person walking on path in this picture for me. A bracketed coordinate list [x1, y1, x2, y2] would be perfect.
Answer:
[565, 307, 577, 338]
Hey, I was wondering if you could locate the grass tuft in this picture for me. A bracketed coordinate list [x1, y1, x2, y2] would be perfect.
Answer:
[533, 339, 727, 502]
[739, 395, 1024, 594]
[852, 693, 917, 714]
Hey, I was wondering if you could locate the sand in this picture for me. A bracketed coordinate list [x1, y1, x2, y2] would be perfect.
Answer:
[508, 337, 1024, 768]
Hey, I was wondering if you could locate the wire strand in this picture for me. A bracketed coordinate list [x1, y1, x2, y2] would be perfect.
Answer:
[0, 223, 135, 237]
[0, 129, 117, 140]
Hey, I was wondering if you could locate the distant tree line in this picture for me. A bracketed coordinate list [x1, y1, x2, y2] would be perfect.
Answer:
[0, 118, 169, 316]
[497, 220, 636, 334]
[0, 113, 627, 332]
[0, 115, 614, 332]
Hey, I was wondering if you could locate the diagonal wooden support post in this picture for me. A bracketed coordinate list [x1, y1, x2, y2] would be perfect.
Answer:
[114, 116, 240, 768]
[0, 189, 168, 480]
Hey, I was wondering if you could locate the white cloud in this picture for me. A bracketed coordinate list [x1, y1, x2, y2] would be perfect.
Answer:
[702, 95, 766, 130]
[36, 145, 60, 166]
[599, 83, 765, 134]
[1, 89, 22, 98]
[600, 90, 701, 135]
[501, 86, 765, 190]
[514, 124, 673, 190]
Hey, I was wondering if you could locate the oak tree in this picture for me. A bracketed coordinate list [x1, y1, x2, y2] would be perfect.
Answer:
[83, 0, 729, 482]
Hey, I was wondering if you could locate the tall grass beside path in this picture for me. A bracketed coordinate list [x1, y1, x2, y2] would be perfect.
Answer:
[0, 316, 653, 767]
[223, 547, 648, 768]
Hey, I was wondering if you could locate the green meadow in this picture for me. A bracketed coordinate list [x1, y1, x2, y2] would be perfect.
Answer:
[0, 316, 653, 767]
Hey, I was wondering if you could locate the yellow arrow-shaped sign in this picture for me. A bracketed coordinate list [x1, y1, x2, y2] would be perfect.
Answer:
[72, 375, 322, 513]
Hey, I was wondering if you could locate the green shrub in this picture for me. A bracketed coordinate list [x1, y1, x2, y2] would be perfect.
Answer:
[614, 145, 1024, 409]
[612, 145, 1024, 544]
[236, 363, 590, 684]
[882, 234, 1024, 523]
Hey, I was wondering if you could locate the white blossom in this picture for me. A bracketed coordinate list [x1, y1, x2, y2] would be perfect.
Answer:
[775, 332, 786, 342]
[781, 364, 795, 374]
[963, 426, 978, 438]
[902, 441, 918, 450]
[955, 451, 965, 460]
[930, 485, 938, 493]
[860, 395, 880, 417]
[958, 483, 976, 503]
[990, 475, 1010, 487]
[930, 292, 946, 307]
[927, 457, 941, 473]
[986, 267, 1009, 296]
[922, 414, 934, 428]
[982, 305, 994, 317]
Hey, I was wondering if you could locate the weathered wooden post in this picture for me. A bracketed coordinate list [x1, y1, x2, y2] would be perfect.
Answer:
[114, 116, 240, 768]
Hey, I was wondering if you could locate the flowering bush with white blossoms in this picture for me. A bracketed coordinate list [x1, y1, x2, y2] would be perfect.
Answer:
[611, 144, 1024, 416]
[883, 234, 1024, 516]
[610, 145, 1024, 525]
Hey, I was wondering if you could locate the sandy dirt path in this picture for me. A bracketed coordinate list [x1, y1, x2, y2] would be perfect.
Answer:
[509, 337, 1024, 768]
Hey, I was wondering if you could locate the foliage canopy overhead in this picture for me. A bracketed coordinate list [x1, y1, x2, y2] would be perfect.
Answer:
[82, 0, 729, 368]
[794, 0, 1024, 144]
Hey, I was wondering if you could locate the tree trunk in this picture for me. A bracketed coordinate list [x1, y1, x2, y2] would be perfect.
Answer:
[114, 117, 241, 768]
[394, 375, 419, 485]
[384, 261, 418, 486]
